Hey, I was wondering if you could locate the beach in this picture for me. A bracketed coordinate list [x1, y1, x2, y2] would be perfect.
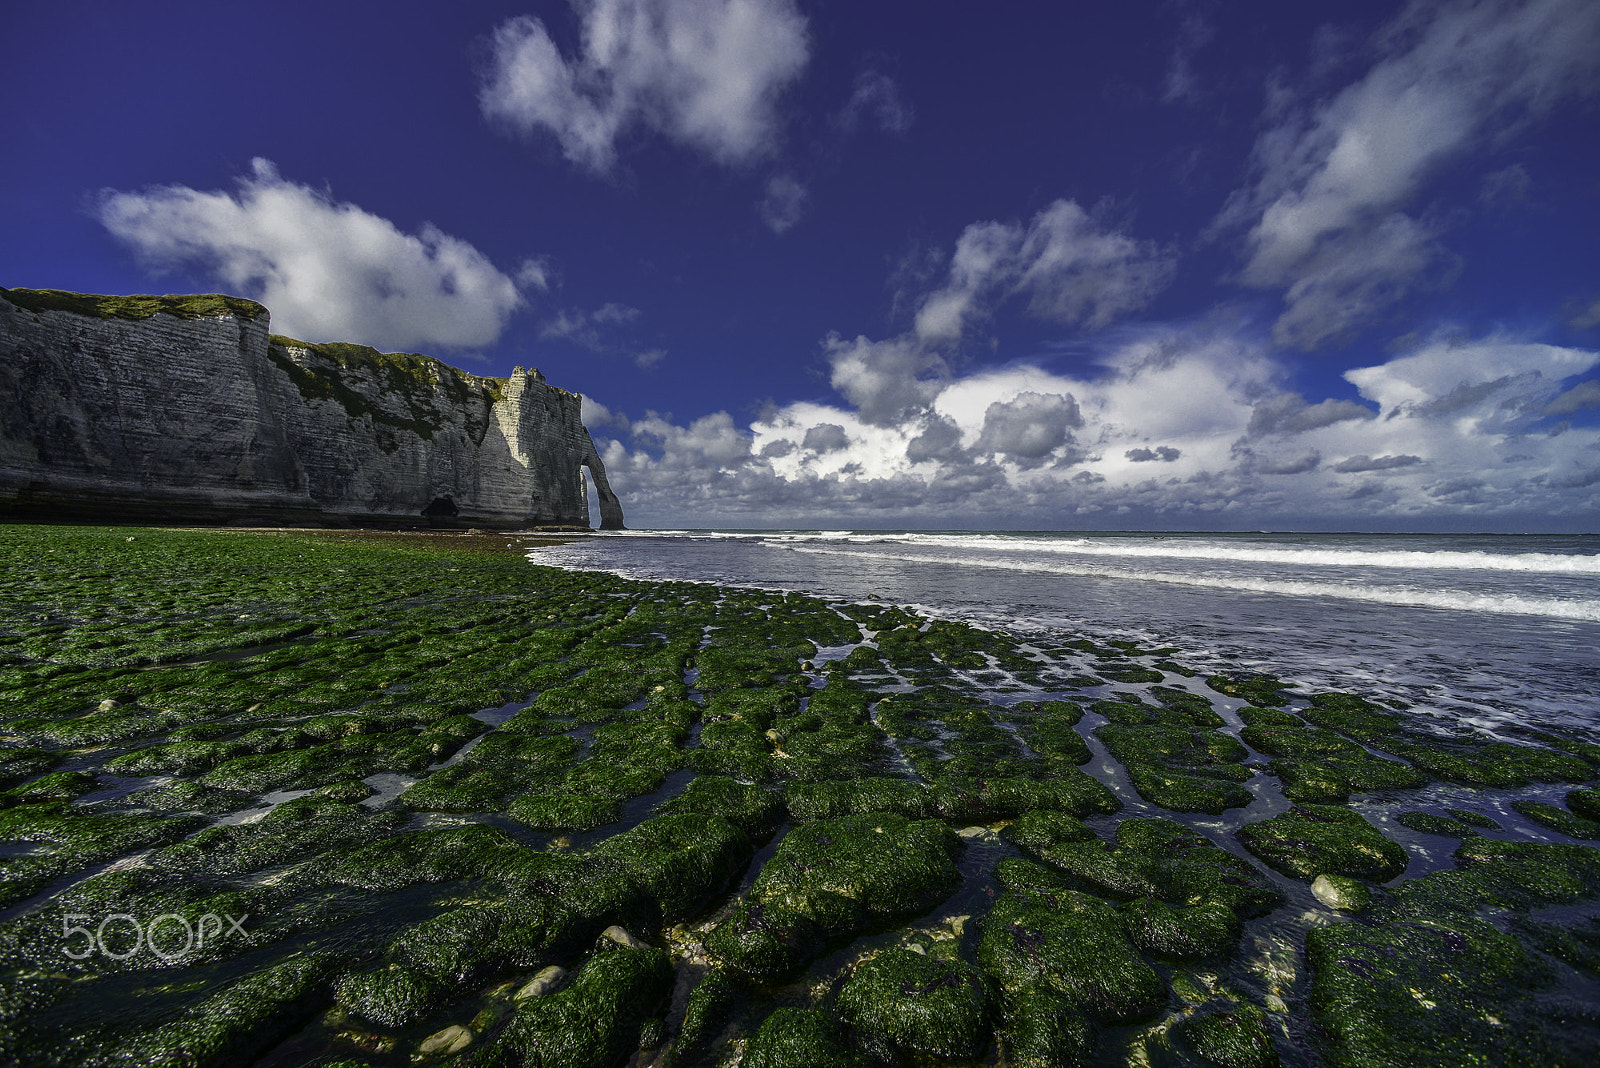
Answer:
[2, 524, 1599, 1067]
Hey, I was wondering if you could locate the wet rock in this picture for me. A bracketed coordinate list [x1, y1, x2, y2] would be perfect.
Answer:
[1512, 799, 1600, 840]
[335, 963, 442, 1029]
[676, 968, 745, 1057]
[590, 813, 753, 922]
[1307, 912, 1590, 1066]
[741, 1006, 863, 1068]
[481, 943, 671, 1067]
[1568, 787, 1600, 822]
[509, 792, 620, 832]
[1206, 674, 1294, 707]
[600, 925, 647, 950]
[707, 814, 959, 978]
[418, 1023, 473, 1057]
[1120, 897, 1242, 958]
[977, 886, 1167, 1028]
[315, 778, 375, 803]
[658, 774, 785, 840]
[1020, 817, 1283, 918]
[1237, 804, 1407, 882]
[514, 965, 567, 1000]
[109, 951, 345, 1065]
[785, 776, 933, 821]
[1173, 1003, 1279, 1068]
[1311, 874, 1371, 912]
[1396, 811, 1480, 837]
[703, 900, 825, 981]
[836, 948, 995, 1062]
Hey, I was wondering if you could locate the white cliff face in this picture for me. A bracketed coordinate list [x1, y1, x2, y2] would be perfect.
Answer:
[0, 289, 624, 529]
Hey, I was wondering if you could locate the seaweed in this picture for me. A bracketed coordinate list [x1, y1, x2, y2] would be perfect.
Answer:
[836, 948, 995, 1062]
[1236, 804, 1408, 882]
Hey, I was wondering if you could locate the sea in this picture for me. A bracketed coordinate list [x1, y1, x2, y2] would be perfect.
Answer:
[529, 529, 1600, 738]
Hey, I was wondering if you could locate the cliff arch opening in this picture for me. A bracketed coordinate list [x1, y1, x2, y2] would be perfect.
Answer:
[421, 496, 458, 518]
[581, 459, 626, 530]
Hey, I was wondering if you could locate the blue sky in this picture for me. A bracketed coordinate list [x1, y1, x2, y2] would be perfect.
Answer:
[4, 0, 1598, 531]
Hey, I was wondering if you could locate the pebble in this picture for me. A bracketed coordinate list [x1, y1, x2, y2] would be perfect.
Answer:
[514, 965, 566, 1000]
[1312, 873, 1371, 912]
[601, 925, 648, 949]
[417, 1024, 473, 1056]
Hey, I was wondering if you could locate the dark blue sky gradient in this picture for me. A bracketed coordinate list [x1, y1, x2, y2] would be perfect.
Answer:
[3, 1, 1597, 528]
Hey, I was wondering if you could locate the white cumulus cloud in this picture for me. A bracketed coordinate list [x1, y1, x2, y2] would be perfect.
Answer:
[97, 159, 528, 351]
[1220, 0, 1600, 347]
[915, 199, 1176, 343]
[479, 0, 809, 172]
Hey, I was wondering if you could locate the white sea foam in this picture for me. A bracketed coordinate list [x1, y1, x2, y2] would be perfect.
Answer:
[784, 545, 1600, 621]
[754, 531, 1600, 574]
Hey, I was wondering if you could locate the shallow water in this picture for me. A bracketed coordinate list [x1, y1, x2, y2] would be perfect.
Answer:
[531, 529, 1600, 737]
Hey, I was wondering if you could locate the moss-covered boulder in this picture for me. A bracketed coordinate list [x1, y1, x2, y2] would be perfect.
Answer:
[336, 963, 444, 1029]
[1512, 798, 1600, 840]
[1237, 805, 1407, 882]
[749, 814, 960, 925]
[785, 777, 933, 821]
[1307, 913, 1595, 1067]
[508, 791, 620, 832]
[659, 774, 785, 841]
[477, 943, 671, 1068]
[1021, 818, 1283, 918]
[1119, 896, 1241, 959]
[1395, 811, 1480, 838]
[590, 813, 753, 922]
[836, 948, 995, 1062]
[976, 887, 1167, 1024]
[1172, 1003, 1280, 1068]
[708, 814, 960, 978]
[703, 900, 825, 982]
[741, 1006, 864, 1068]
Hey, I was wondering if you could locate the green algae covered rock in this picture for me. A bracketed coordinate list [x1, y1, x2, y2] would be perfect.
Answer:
[590, 813, 753, 921]
[1511, 798, 1600, 840]
[110, 950, 345, 1066]
[675, 968, 745, 1057]
[1380, 738, 1592, 789]
[836, 948, 995, 1062]
[336, 962, 443, 1028]
[1311, 873, 1371, 912]
[1568, 786, 1600, 822]
[659, 774, 786, 840]
[1024, 817, 1283, 918]
[976, 887, 1167, 1024]
[708, 814, 960, 978]
[477, 943, 671, 1068]
[301, 822, 533, 892]
[749, 813, 960, 923]
[742, 1006, 864, 1068]
[152, 796, 399, 877]
[1173, 1003, 1280, 1068]
[1237, 804, 1407, 882]
[509, 791, 620, 832]
[703, 899, 825, 981]
[785, 776, 932, 821]
[1396, 811, 1480, 838]
[1003, 809, 1098, 854]
[1125, 762, 1253, 815]
[1206, 673, 1294, 707]
[1120, 896, 1242, 959]
[1306, 913, 1597, 1067]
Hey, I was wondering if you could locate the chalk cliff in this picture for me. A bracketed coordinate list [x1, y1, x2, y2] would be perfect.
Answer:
[0, 288, 624, 529]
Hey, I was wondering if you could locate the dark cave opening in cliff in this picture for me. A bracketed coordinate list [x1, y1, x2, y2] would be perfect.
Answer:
[421, 496, 458, 518]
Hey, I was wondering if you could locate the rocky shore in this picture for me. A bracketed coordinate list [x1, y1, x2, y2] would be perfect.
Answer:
[1, 524, 1598, 1067]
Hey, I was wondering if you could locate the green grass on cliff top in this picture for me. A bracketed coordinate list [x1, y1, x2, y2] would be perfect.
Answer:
[0, 287, 267, 322]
